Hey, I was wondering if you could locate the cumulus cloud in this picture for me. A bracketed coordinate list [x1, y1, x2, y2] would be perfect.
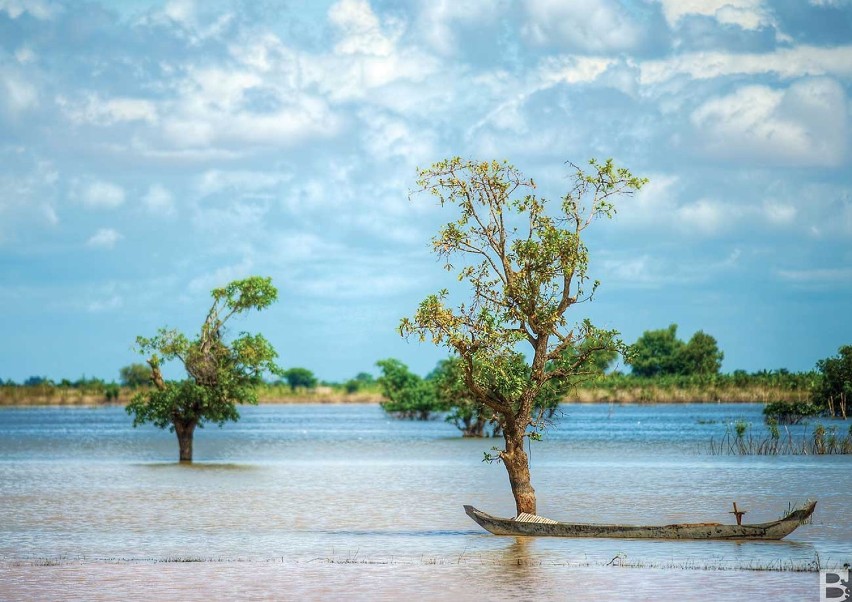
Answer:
[305, 3, 440, 105]
[639, 185, 744, 237]
[522, 0, 645, 53]
[86, 228, 122, 249]
[158, 65, 340, 150]
[75, 180, 126, 209]
[690, 78, 847, 166]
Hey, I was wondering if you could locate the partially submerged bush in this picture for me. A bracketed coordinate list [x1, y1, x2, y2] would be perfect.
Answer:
[763, 400, 823, 424]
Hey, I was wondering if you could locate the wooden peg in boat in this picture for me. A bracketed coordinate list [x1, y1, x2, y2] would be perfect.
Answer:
[729, 502, 747, 525]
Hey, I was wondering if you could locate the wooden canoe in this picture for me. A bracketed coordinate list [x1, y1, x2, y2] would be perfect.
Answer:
[464, 500, 816, 540]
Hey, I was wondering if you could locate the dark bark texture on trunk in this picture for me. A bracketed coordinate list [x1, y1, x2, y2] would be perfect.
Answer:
[175, 421, 197, 463]
[501, 427, 536, 515]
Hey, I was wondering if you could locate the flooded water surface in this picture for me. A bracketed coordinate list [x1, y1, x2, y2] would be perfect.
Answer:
[1, 403, 849, 600]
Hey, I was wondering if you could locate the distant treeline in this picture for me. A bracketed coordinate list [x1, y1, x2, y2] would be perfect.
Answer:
[0, 376, 122, 401]
[3, 330, 849, 432]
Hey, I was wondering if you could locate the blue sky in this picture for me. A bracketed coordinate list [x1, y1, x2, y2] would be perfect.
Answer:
[1, 0, 851, 383]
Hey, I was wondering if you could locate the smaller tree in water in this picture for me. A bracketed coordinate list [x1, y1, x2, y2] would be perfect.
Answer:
[376, 358, 442, 420]
[628, 324, 723, 377]
[126, 276, 282, 462]
[813, 345, 852, 418]
[400, 157, 645, 515]
[283, 367, 318, 391]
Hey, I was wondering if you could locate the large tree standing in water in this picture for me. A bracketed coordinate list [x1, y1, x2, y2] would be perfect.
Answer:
[126, 276, 282, 462]
[400, 158, 645, 515]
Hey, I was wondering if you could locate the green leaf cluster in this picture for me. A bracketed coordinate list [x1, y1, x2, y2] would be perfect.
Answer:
[126, 276, 282, 433]
[119, 363, 152, 388]
[375, 358, 442, 420]
[627, 324, 724, 377]
[282, 367, 318, 391]
[812, 345, 852, 417]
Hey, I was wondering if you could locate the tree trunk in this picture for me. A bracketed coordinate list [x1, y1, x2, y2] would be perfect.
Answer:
[462, 414, 487, 438]
[501, 428, 536, 515]
[174, 421, 197, 463]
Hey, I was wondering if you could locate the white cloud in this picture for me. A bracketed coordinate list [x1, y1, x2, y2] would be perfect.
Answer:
[76, 180, 126, 209]
[0, 0, 56, 20]
[600, 254, 664, 287]
[86, 228, 122, 249]
[196, 170, 289, 198]
[359, 109, 436, 162]
[85, 283, 126, 312]
[599, 247, 748, 290]
[809, 0, 852, 6]
[159, 65, 340, 149]
[161, 0, 196, 26]
[640, 45, 852, 85]
[617, 174, 803, 236]
[776, 267, 852, 284]
[614, 174, 679, 227]
[190, 201, 268, 256]
[657, 0, 776, 30]
[328, 0, 398, 56]
[0, 152, 58, 239]
[229, 32, 292, 73]
[269, 232, 344, 264]
[690, 78, 847, 166]
[139, 0, 233, 42]
[762, 200, 797, 225]
[41, 204, 58, 226]
[305, 5, 440, 107]
[675, 198, 740, 235]
[415, 0, 506, 54]
[57, 94, 158, 126]
[142, 184, 175, 216]
[468, 56, 618, 141]
[522, 0, 644, 53]
[296, 265, 425, 300]
[14, 47, 36, 64]
[2, 74, 38, 113]
[187, 258, 254, 294]
[538, 55, 616, 85]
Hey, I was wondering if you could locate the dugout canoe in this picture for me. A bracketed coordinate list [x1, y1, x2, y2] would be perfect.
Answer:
[463, 500, 816, 540]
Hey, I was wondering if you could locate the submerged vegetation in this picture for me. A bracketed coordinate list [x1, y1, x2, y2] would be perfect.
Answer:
[707, 420, 852, 455]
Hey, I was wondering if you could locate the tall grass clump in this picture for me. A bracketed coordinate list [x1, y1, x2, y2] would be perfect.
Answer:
[708, 421, 852, 455]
